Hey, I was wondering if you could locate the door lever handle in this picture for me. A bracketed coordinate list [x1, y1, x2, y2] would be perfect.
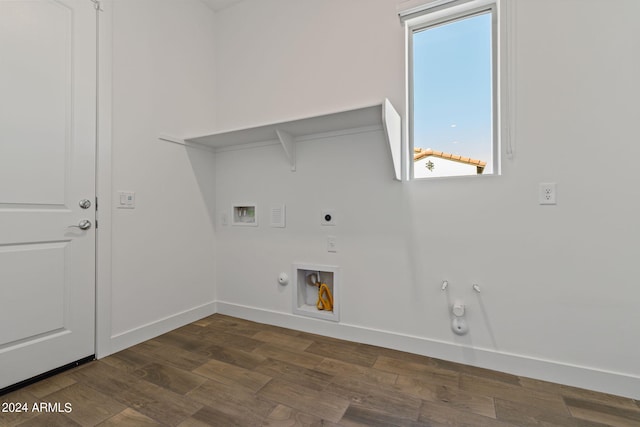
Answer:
[69, 219, 92, 230]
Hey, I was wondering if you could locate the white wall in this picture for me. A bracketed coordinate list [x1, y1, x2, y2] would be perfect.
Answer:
[213, 0, 640, 398]
[105, 0, 218, 353]
[214, 0, 405, 129]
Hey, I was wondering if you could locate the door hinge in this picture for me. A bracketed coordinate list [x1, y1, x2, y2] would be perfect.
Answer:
[95, 197, 98, 211]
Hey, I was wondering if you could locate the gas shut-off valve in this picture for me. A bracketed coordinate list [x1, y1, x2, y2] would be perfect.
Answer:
[451, 300, 469, 335]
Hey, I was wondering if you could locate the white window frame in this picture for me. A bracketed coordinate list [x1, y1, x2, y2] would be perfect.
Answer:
[403, 0, 506, 180]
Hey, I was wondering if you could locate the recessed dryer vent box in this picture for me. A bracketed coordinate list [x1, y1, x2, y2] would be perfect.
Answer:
[293, 263, 339, 322]
[232, 204, 257, 226]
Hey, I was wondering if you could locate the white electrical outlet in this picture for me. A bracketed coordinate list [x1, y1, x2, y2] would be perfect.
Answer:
[539, 183, 557, 205]
[327, 236, 337, 252]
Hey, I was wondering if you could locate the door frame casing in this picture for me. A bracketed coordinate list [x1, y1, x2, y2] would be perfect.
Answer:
[95, 0, 113, 359]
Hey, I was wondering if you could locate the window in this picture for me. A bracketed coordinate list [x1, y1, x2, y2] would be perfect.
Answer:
[407, 2, 498, 179]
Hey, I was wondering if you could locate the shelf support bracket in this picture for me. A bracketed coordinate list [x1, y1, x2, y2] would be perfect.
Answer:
[276, 129, 296, 172]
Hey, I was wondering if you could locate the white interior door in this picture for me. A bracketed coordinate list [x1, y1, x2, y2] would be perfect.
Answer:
[0, 0, 97, 389]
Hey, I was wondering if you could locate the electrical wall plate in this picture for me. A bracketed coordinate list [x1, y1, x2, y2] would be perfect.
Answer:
[117, 191, 135, 209]
[321, 209, 336, 226]
[327, 235, 337, 253]
[539, 183, 557, 205]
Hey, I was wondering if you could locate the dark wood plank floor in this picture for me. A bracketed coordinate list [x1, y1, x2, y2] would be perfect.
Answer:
[1, 314, 639, 426]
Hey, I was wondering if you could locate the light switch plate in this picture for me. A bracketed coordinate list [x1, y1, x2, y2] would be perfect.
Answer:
[117, 191, 135, 209]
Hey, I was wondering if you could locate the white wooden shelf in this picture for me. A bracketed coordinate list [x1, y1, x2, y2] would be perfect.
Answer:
[182, 99, 402, 180]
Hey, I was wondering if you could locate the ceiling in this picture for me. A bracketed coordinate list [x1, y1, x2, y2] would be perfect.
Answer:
[201, 0, 244, 12]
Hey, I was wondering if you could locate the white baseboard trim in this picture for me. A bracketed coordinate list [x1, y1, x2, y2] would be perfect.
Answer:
[216, 301, 640, 400]
[104, 301, 218, 357]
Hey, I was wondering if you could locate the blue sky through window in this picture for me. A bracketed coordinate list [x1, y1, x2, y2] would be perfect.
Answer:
[413, 12, 493, 177]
